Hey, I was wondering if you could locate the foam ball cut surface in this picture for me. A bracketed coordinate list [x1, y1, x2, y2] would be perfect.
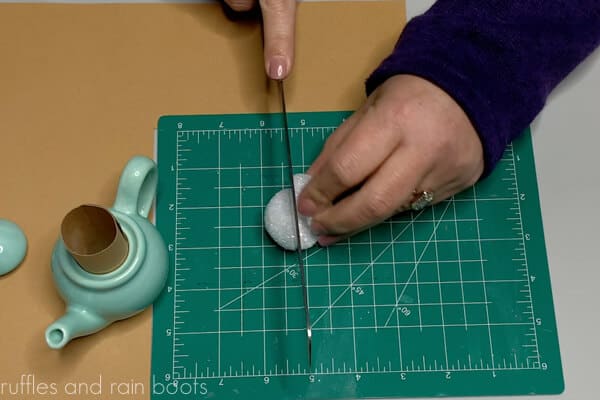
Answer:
[264, 174, 318, 251]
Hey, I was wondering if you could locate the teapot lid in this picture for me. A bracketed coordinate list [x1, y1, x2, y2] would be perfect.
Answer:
[0, 219, 27, 276]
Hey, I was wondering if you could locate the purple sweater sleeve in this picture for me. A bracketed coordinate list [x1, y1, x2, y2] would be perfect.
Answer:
[365, 0, 600, 178]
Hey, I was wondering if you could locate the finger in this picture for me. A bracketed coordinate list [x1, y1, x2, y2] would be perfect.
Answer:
[224, 0, 257, 12]
[316, 178, 464, 247]
[315, 163, 472, 247]
[297, 109, 402, 217]
[415, 172, 477, 210]
[298, 113, 361, 217]
[299, 115, 361, 215]
[306, 109, 364, 177]
[310, 147, 427, 236]
[260, 0, 297, 79]
[411, 146, 483, 209]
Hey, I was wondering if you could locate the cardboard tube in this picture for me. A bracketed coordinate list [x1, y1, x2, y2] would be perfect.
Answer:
[61, 205, 129, 274]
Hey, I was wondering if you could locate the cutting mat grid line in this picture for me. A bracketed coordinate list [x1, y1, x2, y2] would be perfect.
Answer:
[151, 112, 563, 399]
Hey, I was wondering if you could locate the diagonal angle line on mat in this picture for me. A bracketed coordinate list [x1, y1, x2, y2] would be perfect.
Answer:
[382, 200, 453, 327]
[216, 246, 325, 311]
[311, 208, 426, 328]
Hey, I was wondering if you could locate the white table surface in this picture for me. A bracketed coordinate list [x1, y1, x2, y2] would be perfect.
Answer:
[4, 1, 598, 399]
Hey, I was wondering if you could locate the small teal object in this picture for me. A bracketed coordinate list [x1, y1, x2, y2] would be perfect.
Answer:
[0, 219, 27, 276]
[45, 155, 169, 349]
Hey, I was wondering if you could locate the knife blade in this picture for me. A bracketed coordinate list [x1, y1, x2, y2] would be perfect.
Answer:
[277, 79, 312, 368]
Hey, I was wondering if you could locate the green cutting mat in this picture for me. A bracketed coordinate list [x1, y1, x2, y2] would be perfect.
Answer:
[151, 111, 563, 399]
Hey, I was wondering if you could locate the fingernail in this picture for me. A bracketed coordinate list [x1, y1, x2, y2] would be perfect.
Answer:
[298, 197, 318, 216]
[268, 56, 287, 80]
[318, 235, 340, 247]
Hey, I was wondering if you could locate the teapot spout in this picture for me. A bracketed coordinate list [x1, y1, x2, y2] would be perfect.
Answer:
[45, 306, 108, 349]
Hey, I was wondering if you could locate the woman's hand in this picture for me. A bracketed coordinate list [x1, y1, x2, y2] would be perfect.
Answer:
[297, 74, 485, 245]
[224, 0, 297, 79]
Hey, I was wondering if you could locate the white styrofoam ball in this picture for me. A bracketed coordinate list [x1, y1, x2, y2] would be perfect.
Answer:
[264, 173, 318, 251]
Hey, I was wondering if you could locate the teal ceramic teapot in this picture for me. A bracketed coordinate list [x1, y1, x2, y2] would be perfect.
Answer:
[45, 156, 168, 349]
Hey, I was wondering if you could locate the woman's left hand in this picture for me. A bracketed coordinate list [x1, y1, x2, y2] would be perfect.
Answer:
[297, 74, 485, 245]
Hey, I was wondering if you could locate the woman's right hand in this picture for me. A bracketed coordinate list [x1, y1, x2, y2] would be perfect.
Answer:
[224, 0, 297, 80]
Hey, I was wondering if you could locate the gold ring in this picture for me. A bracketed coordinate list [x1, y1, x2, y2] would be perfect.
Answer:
[410, 190, 434, 211]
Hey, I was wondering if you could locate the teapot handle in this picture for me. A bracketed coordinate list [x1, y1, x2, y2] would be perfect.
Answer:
[113, 156, 157, 219]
